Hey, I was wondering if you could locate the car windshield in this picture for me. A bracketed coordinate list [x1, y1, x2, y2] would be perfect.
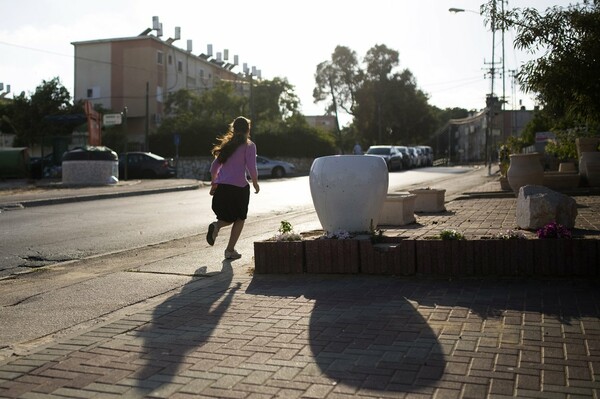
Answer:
[367, 147, 390, 155]
[146, 153, 165, 161]
[257, 156, 270, 163]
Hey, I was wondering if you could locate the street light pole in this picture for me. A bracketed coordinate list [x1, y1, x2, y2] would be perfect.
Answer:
[450, 3, 500, 173]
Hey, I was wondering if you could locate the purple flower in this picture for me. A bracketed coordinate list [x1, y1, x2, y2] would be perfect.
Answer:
[536, 221, 572, 239]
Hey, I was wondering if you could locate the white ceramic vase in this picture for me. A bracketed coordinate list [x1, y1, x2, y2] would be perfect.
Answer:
[309, 155, 389, 233]
[579, 151, 600, 176]
[507, 153, 544, 193]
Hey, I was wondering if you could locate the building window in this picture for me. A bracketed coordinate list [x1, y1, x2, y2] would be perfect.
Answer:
[86, 87, 100, 98]
[157, 51, 164, 65]
[168, 54, 172, 65]
[177, 60, 183, 72]
[156, 86, 163, 103]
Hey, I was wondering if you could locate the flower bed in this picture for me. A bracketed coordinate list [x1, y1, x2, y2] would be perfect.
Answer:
[253, 222, 599, 277]
[254, 237, 598, 277]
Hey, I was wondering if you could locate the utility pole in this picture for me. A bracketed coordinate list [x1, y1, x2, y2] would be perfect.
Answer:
[145, 82, 149, 152]
[484, 0, 498, 174]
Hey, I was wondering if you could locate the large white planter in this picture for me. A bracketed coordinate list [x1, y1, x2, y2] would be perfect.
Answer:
[507, 153, 543, 193]
[576, 137, 600, 158]
[309, 155, 388, 233]
[579, 151, 600, 182]
[62, 160, 119, 185]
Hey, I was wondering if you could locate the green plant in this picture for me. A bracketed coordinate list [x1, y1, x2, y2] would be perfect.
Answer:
[499, 145, 510, 177]
[274, 220, 302, 241]
[503, 136, 528, 155]
[544, 129, 578, 162]
[498, 136, 529, 177]
[278, 220, 294, 234]
[368, 219, 384, 243]
[439, 229, 465, 240]
[370, 229, 384, 244]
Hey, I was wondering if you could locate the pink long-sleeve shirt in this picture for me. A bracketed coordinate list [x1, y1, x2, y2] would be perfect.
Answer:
[210, 141, 258, 188]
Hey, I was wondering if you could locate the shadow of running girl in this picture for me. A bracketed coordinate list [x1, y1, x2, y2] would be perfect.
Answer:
[132, 260, 238, 396]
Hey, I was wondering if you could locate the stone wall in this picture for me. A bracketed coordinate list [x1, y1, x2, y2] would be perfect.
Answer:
[176, 157, 212, 180]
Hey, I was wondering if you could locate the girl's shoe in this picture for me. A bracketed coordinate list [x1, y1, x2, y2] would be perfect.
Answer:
[206, 222, 218, 246]
[224, 249, 242, 259]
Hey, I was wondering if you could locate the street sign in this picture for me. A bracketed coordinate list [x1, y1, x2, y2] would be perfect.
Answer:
[103, 113, 122, 126]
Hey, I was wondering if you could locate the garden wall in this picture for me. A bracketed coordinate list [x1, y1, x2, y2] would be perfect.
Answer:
[254, 237, 599, 277]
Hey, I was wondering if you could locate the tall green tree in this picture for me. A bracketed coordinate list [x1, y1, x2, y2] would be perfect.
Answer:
[313, 46, 363, 139]
[483, 0, 600, 127]
[157, 77, 308, 156]
[199, 81, 246, 125]
[314, 44, 437, 147]
[251, 77, 301, 135]
[7, 78, 76, 148]
[354, 45, 436, 145]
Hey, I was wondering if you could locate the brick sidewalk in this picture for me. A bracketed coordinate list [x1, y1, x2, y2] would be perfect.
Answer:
[393, 194, 600, 240]
[0, 273, 598, 398]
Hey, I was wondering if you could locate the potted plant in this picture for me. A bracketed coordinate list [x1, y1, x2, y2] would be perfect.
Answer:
[544, 129, 579, 171]
[498, 144, 511, 190]
[498, 136, 526, 190]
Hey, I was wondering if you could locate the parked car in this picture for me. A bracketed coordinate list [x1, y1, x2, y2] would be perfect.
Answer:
[407, 147, 422, 168]
[256, 156, 296, 178]
[365, 145, 404, 171]
[418, 145, 434, 166]
[118, 152, 176, 179]
[29, 153, 61, 179]
[394, 146, 413, 169]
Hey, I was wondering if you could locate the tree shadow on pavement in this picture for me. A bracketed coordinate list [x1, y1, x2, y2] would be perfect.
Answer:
[132, 260, 238, 396]
[246, 275, 445, 396]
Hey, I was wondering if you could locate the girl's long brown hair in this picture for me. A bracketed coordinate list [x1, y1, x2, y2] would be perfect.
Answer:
[211, 116, 251, 163]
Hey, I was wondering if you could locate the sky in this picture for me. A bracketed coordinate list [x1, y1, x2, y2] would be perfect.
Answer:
[0, 0, 576, 125]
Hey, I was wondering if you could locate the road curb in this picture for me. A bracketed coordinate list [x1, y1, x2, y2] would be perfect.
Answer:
[0, 183, 201, 209]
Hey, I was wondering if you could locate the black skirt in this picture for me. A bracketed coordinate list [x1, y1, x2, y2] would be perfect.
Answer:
[211, 184, 250, 222]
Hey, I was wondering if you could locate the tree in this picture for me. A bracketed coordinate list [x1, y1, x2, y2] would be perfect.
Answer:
[251, 77, 302, 135]
[483, 0, 600, 128]
[313, 46, 363, 137]
[352, 45, 436, 146]
[199, 81, 246, 125]
[314, 44, 442, 148]
[6, 78, 77, 148]
[156, 77, 308, 156]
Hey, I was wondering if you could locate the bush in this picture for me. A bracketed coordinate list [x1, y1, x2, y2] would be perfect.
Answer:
[255, 127, 336, 158]
[544, 130, 578, 162]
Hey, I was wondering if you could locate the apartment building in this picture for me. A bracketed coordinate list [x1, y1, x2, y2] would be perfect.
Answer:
[436, 106, 533, 164]
[72, 28, 250, 150]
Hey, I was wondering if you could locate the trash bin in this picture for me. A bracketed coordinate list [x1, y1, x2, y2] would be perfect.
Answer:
[62, 146, 119, 185]
[0, 147, 30, 178]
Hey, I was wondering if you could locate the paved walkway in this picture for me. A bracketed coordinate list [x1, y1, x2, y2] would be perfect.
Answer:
[0, 176, 599, 398]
